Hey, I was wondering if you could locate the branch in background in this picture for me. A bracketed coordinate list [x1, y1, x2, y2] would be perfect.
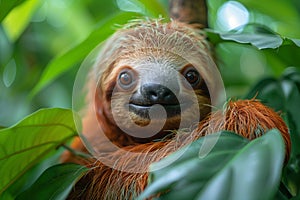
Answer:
[169, 0, 208, 27]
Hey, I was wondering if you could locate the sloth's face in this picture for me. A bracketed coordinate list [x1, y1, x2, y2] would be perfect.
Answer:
[98, 50, 211, 141]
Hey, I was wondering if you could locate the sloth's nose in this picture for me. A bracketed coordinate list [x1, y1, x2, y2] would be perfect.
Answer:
[141, 83, 178, 105]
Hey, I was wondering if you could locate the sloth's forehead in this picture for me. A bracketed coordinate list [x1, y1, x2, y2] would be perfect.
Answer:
[116, 51, 189, 71]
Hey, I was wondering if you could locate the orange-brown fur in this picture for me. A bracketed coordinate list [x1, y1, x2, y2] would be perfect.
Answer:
[63, 20, 291, 199]
[66, 99, 290, 200]
[72, 20, 214, 153]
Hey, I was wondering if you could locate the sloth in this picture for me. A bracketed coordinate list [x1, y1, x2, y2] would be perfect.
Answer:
[66, 19, 219, 154]
[63, 19, 291, 200]
[64, 20, 217, 199]
[93, 20, 214, 145]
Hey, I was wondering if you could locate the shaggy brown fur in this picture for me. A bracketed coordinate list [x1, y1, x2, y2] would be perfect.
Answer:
[63, 19, 291, 200]
[66, 99, 290, 200]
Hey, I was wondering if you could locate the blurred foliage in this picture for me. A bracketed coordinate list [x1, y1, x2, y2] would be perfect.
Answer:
[0, 0, 300, 199]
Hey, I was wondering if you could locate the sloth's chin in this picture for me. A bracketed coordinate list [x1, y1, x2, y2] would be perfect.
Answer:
[128, 103, 184, 119]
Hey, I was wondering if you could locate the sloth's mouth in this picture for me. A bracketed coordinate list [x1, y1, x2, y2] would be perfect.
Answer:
[128, 102, 185, 119]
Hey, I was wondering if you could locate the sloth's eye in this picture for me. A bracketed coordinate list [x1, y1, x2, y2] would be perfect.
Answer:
[118, 69, 137, 90]
[185, 70, 199, 85]
[119, 72, 132, 85]
[183, 65, 201, 88]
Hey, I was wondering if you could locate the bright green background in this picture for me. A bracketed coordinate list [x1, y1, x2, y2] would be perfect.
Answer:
[0, 0, 300, 199]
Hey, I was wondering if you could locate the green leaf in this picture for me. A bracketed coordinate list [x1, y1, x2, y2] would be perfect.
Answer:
[282, 114, 300, 197]
[0, 108, 77, 194]
[206, 27, 283, 49]
[282, 67, 300, 85]
[0, 0, 26, 22]
[207, 25, 300, 51]
[205, 29, 223, 45]
[245, 68, 300, 152]
[220, 33, 283, 49]
[138, 132, 248, 200]
[138, 130, 285, 200]
[245, 68, 300, 197]
[2, 0, 42, 41]
[116, 0, 147, 15]
[3, 59, 16, 87]
[273, 44, 300, 68]
[116, 0, 167, 17]
[291, 39, 300, 47]
[280, 79, 300, 156]
[16, 163, 88, 200]
[2, 150, 64, 199]
[29, 11, 140, 98]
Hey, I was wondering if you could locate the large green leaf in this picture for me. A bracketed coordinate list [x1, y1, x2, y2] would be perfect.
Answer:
[0, 108, 77, 194]
[245, 67, 300, 197]
[2, 150, 64, 199]
[29, 11, 140, 98]
[281, 70, 300, 197]
[138, 130, 285, 200]
[245, 67, 300, 151]
[245, 68, 300, 152]
[220, 33, 282, 49]
[0, 0, 26, 22]
[16, 163, 88, 200]
[206, 25, 283, 49]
